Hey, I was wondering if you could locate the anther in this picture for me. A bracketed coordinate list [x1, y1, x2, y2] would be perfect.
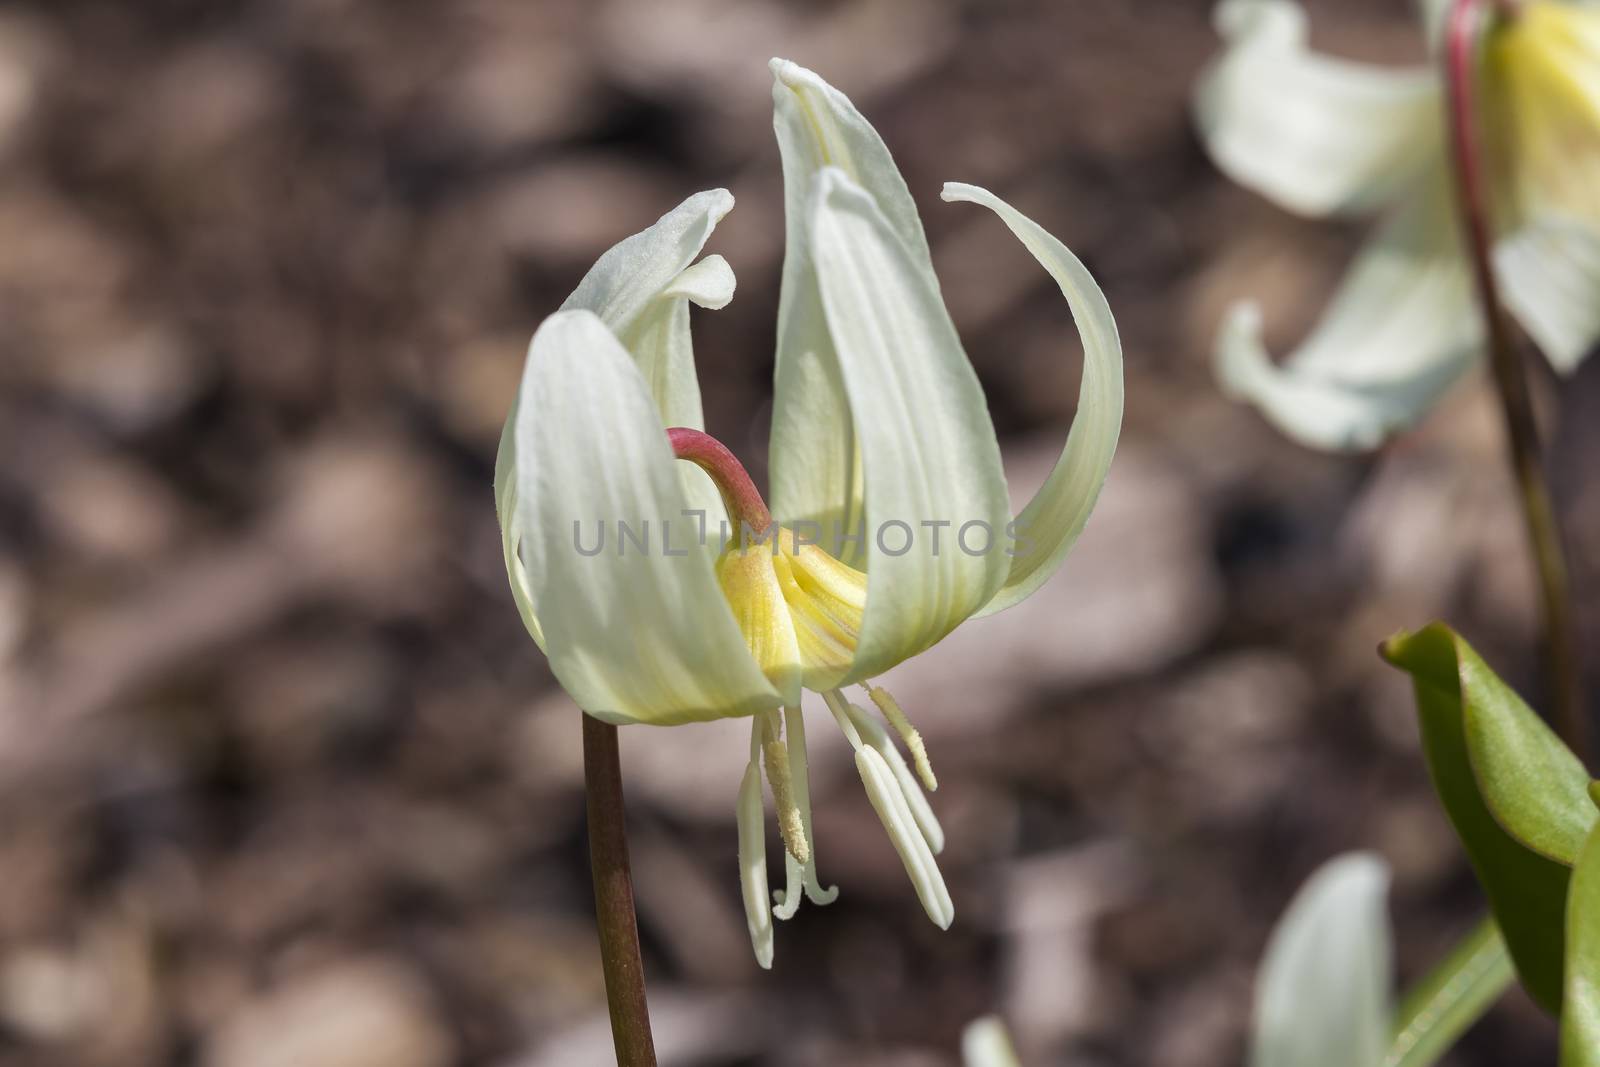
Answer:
[760, 711, 811, 865]
[866, 685, 937, 792]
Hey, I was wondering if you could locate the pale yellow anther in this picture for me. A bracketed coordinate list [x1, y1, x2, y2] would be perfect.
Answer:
[866, 685, 937, 792]
[760, 711, 811, 865]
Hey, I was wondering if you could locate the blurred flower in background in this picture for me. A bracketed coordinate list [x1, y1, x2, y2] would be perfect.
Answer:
[1196, 0, 1600, 451]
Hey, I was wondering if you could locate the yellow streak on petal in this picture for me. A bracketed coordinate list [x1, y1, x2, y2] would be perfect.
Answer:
[716, 547, 803, 704]
[1484, 2, 1600, 226]
[715, 526, 870, 696]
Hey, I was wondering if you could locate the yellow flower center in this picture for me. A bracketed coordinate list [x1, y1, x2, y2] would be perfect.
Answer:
[715, 526, 868, 697]
[666, 425, 869, 697]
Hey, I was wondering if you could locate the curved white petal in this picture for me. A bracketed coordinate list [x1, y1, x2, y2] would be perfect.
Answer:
[561, 188, 736, 333]
[941, 184, 1125, 618]
[498, 194, 739, 648]
[563, 189, 737, 521]
[808, 168, 1011, 683]
[1250, 853, 1393, 1067]
[512, 310, 779, 725]
[1216, 183, 1481, 451]
[1499, 215, 1600, 374]
[767, 59, 937, 563]
[495, 411, 545, 650]
[1195, 0, 1443, 217]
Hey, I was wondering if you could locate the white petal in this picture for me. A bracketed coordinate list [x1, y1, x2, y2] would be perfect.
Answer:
[561, 188, 736, 329]
[513, 310, 779, 725]
[1195, 0, 1443, 217]
[500, 193, 739, 642]
[961, 1017, 1023, 1067]
[1498, 215, 1600, 374]
[767, 59, 937, 563]
[1250, 853, 1393, 1067]
[808, 168, 1011, 682]
[495, 406, 545, 651]
[941, 184, 1125, 617]
[1216, 182, 1481, 451]
[661, 253, 736, 309]
[562, 190, 737, 522]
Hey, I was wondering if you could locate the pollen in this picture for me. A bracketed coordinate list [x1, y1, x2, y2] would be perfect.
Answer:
[866, 684, 937, 792]
[759, 710, 811, 865]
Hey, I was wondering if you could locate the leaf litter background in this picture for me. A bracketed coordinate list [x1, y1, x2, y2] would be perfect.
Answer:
[0, 0, 1597, 1064]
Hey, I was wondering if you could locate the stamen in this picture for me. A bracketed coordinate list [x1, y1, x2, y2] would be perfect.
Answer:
[844, 702, 945, 854]
[773, 705, 837, 920]
[759, 710, 810, 865]
[826, 689, 954, 929]
[866, 684, 937, 792]
[737, 719, 773, 968]
[854, 745, 955, 929]
[823, 688, 865, 747]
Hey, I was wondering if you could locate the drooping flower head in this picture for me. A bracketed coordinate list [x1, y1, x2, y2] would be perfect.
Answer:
[1195, 0, 1600, 451]
[497, 60, 1124, 966]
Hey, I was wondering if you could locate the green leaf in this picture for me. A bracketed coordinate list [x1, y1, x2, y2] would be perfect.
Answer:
[1381, 623, 1585, 1014]
[1385, 624, 1593, 864]
[1562, 824, 1600, 1066]
[1451, 641, 1595, 865]
[1385, 917, 1514, 1067]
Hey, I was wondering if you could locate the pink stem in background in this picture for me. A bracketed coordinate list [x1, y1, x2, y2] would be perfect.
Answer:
[667, 427, 774, 535]
[1444, 0, 1590, 763]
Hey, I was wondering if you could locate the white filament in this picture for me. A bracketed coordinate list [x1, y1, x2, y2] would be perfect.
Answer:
[854, 745, 955, 929]
[774, 704, 838, 920]
[845, 701, 945, 853]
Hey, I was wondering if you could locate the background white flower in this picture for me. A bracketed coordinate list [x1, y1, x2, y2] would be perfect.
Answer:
[1195, 0, 1600, 451]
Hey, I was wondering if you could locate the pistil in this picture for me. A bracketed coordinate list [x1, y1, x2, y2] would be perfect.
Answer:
[667, 427, 772, 537]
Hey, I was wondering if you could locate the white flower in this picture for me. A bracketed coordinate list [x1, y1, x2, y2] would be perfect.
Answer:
[496, 60, 1125, 966]
[961, 1015, 1023, 1067]
[1195, 0, 1600, 451]
[1250, 854, 1394, 1067]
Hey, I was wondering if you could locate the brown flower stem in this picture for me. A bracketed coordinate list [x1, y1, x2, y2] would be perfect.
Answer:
[1444, 0, 1590, 765]
[582, 713, 659, 1066]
